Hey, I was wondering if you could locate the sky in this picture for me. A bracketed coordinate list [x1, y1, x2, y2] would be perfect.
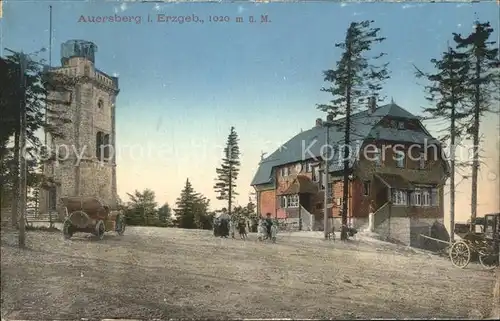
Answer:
[1, 1, 499, 223]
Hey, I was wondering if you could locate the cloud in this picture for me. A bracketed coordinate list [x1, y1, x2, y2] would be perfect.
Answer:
[456, 3, 472, 8]
[154, 3, 161, 11]
[340, 3, 348, 7]
[237, 5, 246, 14]
[120, 3, 127, 12]
[457, 23, 462, 28]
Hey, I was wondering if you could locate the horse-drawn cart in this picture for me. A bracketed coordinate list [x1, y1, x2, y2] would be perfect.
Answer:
[420, 213, 499, 269]
[61, 196, 126, 240]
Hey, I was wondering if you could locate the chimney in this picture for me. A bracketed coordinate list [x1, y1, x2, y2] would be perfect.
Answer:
[315, 118, 323, 127]
[368, 96, 377, 113]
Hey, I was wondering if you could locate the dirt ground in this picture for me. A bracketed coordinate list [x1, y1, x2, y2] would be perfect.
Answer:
[1, 226, 497, 320]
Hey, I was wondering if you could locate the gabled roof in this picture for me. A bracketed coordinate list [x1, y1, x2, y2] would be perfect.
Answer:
[251, 103, 441, 186]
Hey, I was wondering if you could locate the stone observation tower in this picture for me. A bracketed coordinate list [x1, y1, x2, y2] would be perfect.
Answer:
[39, 40, 120, 214]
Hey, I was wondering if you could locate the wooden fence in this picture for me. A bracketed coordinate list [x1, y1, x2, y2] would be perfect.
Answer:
[0, 207, 61, 223]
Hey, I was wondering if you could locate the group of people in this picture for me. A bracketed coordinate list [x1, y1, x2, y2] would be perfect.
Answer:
[213, 216, 249, 239]
[213, 213, 277, 242]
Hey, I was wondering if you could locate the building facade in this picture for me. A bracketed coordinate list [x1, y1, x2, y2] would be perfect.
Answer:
[251, 102, 450, 246]
[39, 40, 119, 215]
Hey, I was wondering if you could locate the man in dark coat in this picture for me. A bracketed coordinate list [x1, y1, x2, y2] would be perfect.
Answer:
[264, 213, 273, 239]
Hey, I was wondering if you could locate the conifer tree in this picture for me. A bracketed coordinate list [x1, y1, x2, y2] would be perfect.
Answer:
[316, 20, 390, 240]
[174, 178, 197, 229]
[453, 21, 500, 221]
[214, 127, 241, 217]
[414, 46, 470, 242]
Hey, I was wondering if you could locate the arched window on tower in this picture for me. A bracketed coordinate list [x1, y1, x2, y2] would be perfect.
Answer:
[103, 134, 110, 161]
[96, 131, 103, 160]
[97, 99, 103, 109]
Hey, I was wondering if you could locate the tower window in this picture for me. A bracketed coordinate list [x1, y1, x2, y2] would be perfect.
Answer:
[84, 65, 90, 77]
[97, 99, 103, 109]
[96, 131, 103, 160]
[103, 134, 110, 160]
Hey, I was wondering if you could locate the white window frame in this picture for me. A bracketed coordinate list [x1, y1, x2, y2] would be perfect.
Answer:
[395, 150, 405, 168]
[411, 189, 422, 206]
[392, 189, 407, 206]
[419, 152, 426, 170]
[287, 194, 299, 208]
[280, 196, 287, 208]
[422, 189, 430, 207]
[306, 162, 313, 173]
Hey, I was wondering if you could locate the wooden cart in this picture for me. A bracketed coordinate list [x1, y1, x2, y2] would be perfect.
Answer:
[61, 196, 126, 240]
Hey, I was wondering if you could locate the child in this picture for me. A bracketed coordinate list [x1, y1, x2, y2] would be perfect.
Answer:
[257, 219, 266, 241]
[238, 219, 247, 239]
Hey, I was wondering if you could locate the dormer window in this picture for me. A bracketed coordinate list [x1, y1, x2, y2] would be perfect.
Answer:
[398, 121, 405, 129]
[97, 99, 103, 109]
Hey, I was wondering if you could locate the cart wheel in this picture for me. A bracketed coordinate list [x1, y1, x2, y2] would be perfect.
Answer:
[95, 220, 105, 240]
[63, 219, 73, 240]
[479, 253, 499, 270]
[115, 215, 126, 236]
[449, 241, 471, 268]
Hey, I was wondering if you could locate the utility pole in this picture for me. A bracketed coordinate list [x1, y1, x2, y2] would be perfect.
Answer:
[323, 115, 333, 240]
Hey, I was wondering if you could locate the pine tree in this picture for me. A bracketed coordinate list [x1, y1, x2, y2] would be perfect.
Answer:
[174, 178, 197, 229]
[157, 203, 172, 226]
[192, 193, 212, 230]
[316, 20, 390, 240]
[214, 127, 241, 217]
[414, 46, 471, 242]
[125, 189, 158, 226]
[453, 21, 500, 221]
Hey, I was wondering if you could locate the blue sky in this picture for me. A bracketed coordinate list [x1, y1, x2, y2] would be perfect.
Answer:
[1, 1, 498, 219]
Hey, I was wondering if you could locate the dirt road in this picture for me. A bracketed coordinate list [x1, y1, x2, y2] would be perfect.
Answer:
[1, 227, 496, 319]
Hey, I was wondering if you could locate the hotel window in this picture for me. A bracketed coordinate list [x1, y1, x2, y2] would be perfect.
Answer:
[422, 189, 431, 207]
[392, 189, 407, 206]
[280, 196, 287, 208]
[363, 181, 370, 196]
[287, 194, 299, 208]
[430, 188, 438, 206]
[395, 150, 405, 168]
[419, 152, 426, 170]
[410, 189, 422, 206]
